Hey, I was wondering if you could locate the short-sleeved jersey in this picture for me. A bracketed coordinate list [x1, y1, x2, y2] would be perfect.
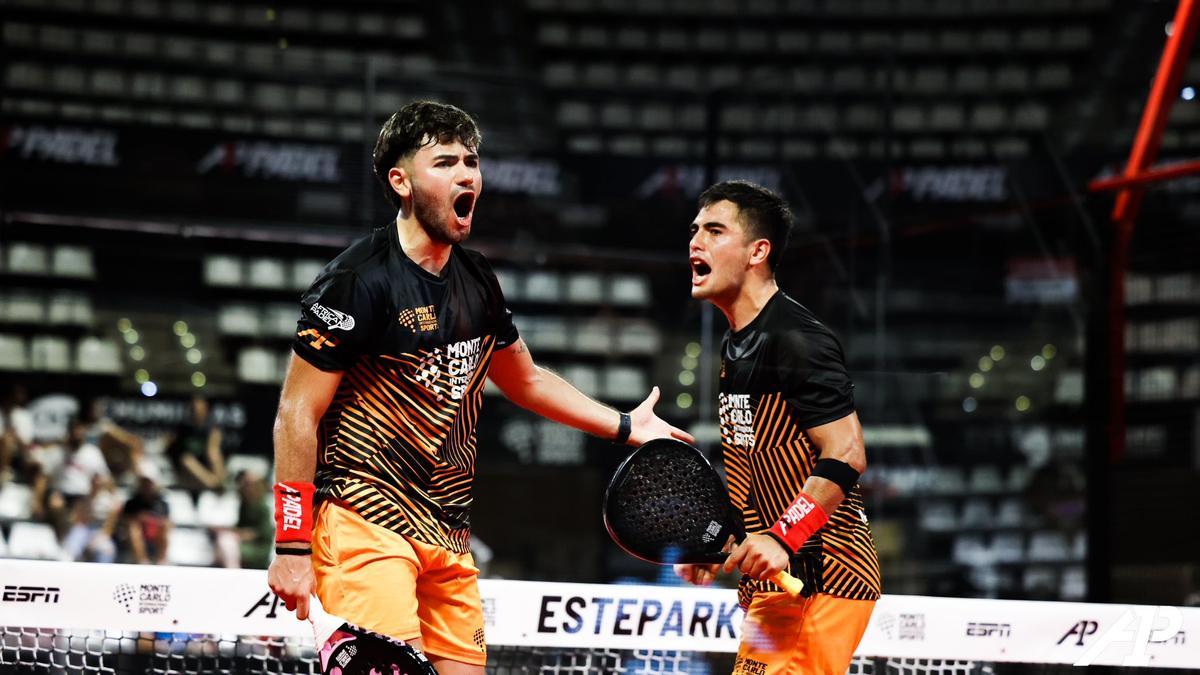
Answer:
[292, 224, 518, 554]
[718, 291, 880, 605]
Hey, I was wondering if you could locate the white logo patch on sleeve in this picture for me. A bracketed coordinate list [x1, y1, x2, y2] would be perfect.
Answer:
[310, 302, 356, 331]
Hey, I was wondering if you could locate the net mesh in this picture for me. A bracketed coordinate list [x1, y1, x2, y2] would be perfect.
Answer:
[1, 634, 1000, 675]
[3, 628, 1193, 674]
[1, 627, 316, 674]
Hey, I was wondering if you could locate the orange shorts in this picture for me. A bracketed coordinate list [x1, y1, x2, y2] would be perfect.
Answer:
[734, 592, 875, 675]
[311, 502, 486, 666]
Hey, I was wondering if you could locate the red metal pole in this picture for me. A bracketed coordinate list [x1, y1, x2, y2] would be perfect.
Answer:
[1088, 158, 1200, 193]
[1106, 0, 1200, 462]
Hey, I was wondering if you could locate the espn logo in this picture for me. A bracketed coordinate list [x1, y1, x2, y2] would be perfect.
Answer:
[966, 622, 1011, 638]
[2, 585, 61, 604]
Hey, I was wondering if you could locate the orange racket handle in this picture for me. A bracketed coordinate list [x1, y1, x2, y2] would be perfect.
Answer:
[769, 569, 805, 596]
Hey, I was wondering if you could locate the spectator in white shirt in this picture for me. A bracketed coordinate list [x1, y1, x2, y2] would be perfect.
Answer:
[45, 417, 113, 535]
[61, 474, 120, 563]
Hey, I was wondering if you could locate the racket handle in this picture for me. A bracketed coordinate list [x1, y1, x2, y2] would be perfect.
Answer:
[308, 594, 344, 646]
[769, 569, 805, 596]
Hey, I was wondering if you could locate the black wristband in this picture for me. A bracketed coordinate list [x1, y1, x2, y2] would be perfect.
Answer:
[812, 458, 860, 496]
[275, 546, 312, 556]
[614, 412, 632, 444]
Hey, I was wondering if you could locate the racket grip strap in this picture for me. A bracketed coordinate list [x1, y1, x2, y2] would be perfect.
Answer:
[768, 570, 805, 596]
[274, 481, 315, 544]
[767, 490, 828, 553]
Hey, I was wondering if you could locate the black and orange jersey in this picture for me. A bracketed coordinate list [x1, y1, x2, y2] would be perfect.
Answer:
[292, 223, 518, 554]
[718, 291, 881, 605]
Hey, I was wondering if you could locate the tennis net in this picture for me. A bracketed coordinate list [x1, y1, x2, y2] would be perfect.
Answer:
[1, 559, 1197, 673]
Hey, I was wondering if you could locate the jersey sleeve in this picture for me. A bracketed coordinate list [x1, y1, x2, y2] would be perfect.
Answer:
[292, 269, 376, 372]
[493, 296, 519, 350]
[469, 251, 520, 349]
[775, 328, 856, 429]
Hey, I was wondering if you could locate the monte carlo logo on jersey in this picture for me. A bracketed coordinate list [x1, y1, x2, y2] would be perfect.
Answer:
[718, 393, 755, 449]
[399, 305, 439, 333]
[412, 337, 484, 401]
[310, 302, 355, 331]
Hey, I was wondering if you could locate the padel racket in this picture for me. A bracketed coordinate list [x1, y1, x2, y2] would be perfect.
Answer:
[603, 438, 804, 596]
[308, 596, 437, 675]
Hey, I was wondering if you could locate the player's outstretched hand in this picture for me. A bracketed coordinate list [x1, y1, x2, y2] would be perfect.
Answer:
[319, 623, 437, 675]
[723, 533, 790, 581]
[268, 552, 315, 620]
[628, 386, 696, 446]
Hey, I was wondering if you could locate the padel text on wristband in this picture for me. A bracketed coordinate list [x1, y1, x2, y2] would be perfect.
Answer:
[274, 481, 315, 544]
[767, 491, 829, 554]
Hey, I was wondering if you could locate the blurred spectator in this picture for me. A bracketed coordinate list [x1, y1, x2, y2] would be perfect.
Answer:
[166, 395, 226, 495]
[61, 474, 121, 563]
[1027, 459, 1086, 530]
[235, 470, 273, 569]
[82, 397, 145, 487]
[55, 416, 112, 499]
[45, 416, 112, 535]
[0, 383, 35, 482]
[119, 474, 171, 565]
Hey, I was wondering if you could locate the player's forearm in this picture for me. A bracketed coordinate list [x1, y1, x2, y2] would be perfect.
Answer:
[272, 405, 320, 484]
[802, 434, 866, 514]
[766, 428, 866, 554]
[503, 365, 621, 440]
[802, 475, 847, 516]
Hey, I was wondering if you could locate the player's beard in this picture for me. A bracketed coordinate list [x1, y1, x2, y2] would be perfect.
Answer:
[412, 181, 469, 245]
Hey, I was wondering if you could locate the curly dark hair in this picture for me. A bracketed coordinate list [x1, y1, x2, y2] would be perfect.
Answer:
[698, 180, 793, 272]
[372, 100, 482, 208]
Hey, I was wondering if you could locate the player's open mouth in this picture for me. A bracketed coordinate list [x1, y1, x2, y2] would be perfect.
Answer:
[453, 192, 475, 224]
[690, 258, 711, 285]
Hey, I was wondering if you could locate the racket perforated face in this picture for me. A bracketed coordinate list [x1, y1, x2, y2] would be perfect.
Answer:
[603, 438, 741, 565]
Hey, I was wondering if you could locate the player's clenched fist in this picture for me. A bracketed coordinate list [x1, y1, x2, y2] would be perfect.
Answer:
[268, 552, 316, 620]
[722, 533, 790, 581]
[270, 481, 317, 619]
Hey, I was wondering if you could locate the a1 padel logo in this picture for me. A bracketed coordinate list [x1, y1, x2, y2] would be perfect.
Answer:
[279, 488, 303, 532]
[398, 305, 438, 333]
[310, 302, 355, 331]
[1059, 619, 1099, 646]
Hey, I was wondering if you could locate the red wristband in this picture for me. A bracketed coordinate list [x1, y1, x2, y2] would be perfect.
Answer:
[767, 491, 829, 554]
[274, 481, 315, 544]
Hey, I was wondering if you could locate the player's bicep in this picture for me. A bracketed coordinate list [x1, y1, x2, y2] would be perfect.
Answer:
[278, 352, 343, 425]
[488, 338, 538, 396]
[805, 411, 866, 473]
